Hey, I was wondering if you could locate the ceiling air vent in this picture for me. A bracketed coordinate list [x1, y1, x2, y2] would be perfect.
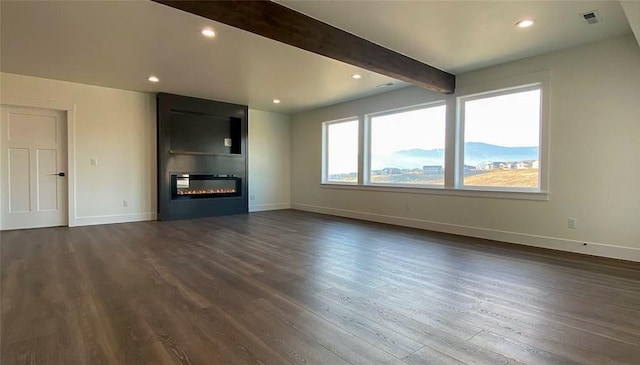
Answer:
[580, 10, 601, 25]
[376, 82, 394, 88]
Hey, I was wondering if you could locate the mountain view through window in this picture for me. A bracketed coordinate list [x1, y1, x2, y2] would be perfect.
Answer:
[369, 105, 446, 185]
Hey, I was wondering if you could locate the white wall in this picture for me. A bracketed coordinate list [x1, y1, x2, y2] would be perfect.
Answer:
[1, 72, 157, 225]
[290, 34, 640, 262]
[622, 1, 640, 47]
[0, 73, 291, 226]
[248, 109, 291, 211]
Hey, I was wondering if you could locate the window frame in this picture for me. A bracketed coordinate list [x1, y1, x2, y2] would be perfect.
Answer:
[455, 74, 550, 194]
[321, 117, 360, 185]
[364, 101, 448, 188]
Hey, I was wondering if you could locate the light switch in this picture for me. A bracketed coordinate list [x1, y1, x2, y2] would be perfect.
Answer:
[90, 158, 98, 166]
[224, 138, 232, 147]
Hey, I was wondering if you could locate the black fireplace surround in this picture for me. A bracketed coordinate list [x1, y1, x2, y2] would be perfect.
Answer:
[157, 93, 248, 220]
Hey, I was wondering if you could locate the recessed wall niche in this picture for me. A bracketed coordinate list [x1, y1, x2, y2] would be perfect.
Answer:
[157, 93, 248, 220]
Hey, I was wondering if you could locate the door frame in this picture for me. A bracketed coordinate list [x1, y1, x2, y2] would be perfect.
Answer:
[0, 94, 77, 228]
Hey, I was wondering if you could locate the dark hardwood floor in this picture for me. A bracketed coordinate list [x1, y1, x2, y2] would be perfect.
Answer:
[2, 209, 639, 365]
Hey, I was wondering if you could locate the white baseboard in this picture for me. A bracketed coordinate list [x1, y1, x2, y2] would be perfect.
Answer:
[291, 203, 640, 263]
[73, 212, 157, 227]
[249, 203, 291, 212]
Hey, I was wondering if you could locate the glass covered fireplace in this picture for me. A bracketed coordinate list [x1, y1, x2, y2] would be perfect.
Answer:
[171, 174, 241, 200]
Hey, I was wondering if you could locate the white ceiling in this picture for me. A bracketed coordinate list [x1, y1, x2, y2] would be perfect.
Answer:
[0, 1, 633, 114]
[280, 0, 632, 74]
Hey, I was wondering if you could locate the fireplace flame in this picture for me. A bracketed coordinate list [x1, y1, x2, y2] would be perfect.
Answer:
[177, 188, 236, 195]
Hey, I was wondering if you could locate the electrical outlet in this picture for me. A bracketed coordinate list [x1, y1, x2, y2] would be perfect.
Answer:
[568, 217, 577, 229]
[405, 203, 411, 211]
[90, 157, 98, 166]
[250, 195, 256, 201]
[123, 199, 129, 208]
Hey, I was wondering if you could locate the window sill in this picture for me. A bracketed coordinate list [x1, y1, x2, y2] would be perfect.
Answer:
[320, 183, 549, 201]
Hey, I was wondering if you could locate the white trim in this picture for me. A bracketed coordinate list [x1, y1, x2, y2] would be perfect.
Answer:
[320, 183, 549, 201]
[362, 113, 371, 185]
[365, 99, 446, 119]
[74, 212, 157, 227]
[357, 114, 365, 185]
[0, 94, 78, 227]
[444, 94, 457, 189]
[457, 82, 542, 103]
[249, 203, 291, 212]
[291, 203, 640, 262]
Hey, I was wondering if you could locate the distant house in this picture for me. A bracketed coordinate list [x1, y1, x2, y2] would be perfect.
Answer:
[463, 165, 476, 171]
[479, 162, 506, 170]
[422, 165, 443, 174]
[382, 167, 401, 175]
[513, 160, 539, 169]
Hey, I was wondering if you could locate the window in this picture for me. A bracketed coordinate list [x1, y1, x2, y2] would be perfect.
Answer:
[320, 72, 548, 198]
[368, 103, 446, 186]
[458, 85, 542, 191]
[323, 119, 358, 183]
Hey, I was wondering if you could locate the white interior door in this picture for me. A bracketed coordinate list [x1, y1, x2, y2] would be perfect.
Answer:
[0, 105, 68, 230]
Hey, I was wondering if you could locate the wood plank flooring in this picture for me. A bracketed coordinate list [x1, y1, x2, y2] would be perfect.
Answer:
[1, 209, 639, 364]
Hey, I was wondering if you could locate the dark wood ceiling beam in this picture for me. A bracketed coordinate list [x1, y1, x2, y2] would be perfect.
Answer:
[152, 0, 455, 94]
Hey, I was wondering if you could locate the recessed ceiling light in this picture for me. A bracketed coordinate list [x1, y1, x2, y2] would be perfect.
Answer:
[352, 74, 362, 79]
[148, 76, 159, 83]
[516, 19, 536, 28]
[273, 99, 281, 104]
[201, 28, 216, 38]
